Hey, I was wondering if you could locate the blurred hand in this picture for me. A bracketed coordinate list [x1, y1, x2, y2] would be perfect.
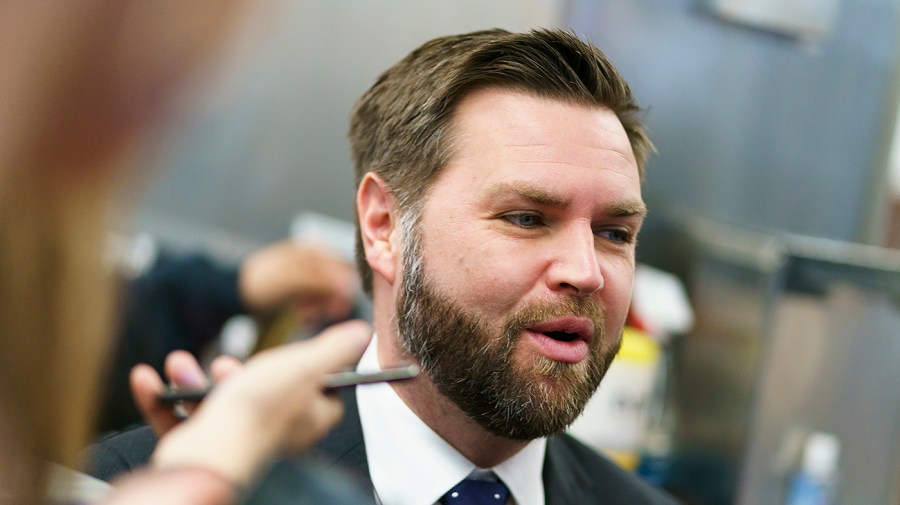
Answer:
[131, 351, 243, 437]
[138, 320, 371, 486]
[238, 240, 359, 326]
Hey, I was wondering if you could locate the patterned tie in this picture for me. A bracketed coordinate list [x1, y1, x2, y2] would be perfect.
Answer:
[440, 477, 510, 505]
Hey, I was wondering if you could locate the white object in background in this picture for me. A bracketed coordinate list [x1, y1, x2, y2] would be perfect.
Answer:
[888, 98, 900, 198]
[784, 431, 841, 505]
[105, 232, 159, 280]
[219, 315, 259, 361]
[800, 432, 840, 484]
[710, 0, 841, 42]
[290, 211, 356, 264]
[632, 264, 694, 339]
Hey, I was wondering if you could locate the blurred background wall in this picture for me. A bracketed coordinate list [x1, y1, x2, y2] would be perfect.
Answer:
[567, 0, 899, 271]
[131, 0, 565, 256]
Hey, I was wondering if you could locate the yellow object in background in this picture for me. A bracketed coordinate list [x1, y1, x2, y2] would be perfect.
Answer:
[617, 326, 661, 364]
[567, 326, 662, 471]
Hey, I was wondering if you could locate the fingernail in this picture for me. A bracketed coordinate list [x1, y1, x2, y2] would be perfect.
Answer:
[173, 370, 206, 389]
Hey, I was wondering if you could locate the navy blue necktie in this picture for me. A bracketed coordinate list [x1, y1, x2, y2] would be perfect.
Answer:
[440, 478, 510, 505]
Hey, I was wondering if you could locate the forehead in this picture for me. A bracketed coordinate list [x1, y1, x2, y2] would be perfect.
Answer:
[430, 88, 642, 210]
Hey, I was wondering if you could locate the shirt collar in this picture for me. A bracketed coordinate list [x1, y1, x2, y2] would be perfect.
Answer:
[356, 333, 546, 505]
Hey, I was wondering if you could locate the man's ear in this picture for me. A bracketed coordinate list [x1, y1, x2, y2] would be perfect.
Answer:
[356, 172, 399, 286]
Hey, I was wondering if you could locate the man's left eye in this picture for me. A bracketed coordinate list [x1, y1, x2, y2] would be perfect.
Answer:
[503, 213, 543, 228]
[596, 229, 632, 244]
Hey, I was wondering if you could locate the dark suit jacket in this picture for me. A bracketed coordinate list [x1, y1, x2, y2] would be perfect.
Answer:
[88, 389, 678, 504]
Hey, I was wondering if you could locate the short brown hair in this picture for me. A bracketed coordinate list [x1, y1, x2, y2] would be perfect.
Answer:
[349, 28, 653, 295]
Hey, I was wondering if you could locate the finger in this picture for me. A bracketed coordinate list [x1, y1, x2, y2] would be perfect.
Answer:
[209, 354, 243, 383]
[130, 364, 181, 437]
[164, 350, 208, 389]
[270, 319, 372, 376]
[163, 350, 208, 416]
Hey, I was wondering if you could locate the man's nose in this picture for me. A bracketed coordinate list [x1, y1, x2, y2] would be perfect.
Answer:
[546, 224, 603, 296]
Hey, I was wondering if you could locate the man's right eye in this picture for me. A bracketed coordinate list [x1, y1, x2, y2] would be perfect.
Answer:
[502, 213, 543, 228]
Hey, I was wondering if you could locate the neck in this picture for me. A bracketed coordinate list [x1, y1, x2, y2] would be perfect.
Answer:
[374, 325, 530, 468]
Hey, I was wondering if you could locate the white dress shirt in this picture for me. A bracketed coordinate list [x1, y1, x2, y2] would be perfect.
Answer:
[356, 333, 547, 505]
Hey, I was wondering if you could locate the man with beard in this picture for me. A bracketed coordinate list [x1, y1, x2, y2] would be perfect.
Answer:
[338, 27, 676, 504]
[88, 28, 678, 504]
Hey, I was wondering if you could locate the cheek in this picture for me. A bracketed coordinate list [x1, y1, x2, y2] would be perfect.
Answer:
[453, 247, 524, 298]
[599, 261, 635, 325]
[428, 234, 537, 310]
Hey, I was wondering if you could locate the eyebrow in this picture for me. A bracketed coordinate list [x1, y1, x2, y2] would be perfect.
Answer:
[488, 182, 569, 207]
[608, 200, 648, 218]
[485, 181, 648, 218]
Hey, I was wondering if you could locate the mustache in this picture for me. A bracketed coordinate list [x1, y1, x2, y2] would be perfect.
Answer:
[503, 297, 606, 342]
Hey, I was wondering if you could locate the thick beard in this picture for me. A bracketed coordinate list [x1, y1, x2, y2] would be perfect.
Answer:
[395, 227, 621, 440]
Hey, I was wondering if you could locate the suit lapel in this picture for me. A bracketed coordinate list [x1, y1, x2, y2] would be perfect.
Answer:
[542, 435, 594, 505]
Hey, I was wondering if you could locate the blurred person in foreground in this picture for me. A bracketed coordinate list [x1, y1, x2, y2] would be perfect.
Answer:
[0, 1, 371, 504]
[90, 28, 680, 504]
[99, 237, 360, 434]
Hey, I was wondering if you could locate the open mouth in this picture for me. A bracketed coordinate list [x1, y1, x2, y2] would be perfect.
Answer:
[526, 317, 594, 344]
[524, 317, 594, 363]
[543, 331, 580, 342]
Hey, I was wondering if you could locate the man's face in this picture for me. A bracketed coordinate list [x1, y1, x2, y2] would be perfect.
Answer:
[395, 88, 645, 440]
